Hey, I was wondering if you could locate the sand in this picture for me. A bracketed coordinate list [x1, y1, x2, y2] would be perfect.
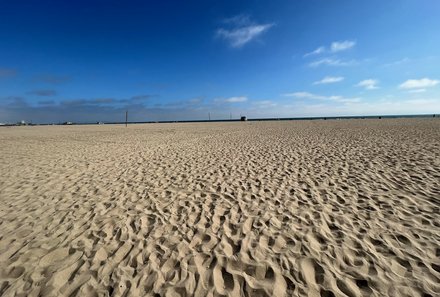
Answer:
[0, 119, 439, 297]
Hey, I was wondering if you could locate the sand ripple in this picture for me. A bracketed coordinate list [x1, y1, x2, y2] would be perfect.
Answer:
[0, 119, 439, 296]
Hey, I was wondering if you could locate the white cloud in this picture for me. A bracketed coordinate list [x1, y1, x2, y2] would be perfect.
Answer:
[304, 40, 356, 57]
[287, 98, 440, 117]
[309, 58, 356, 67]
[399, 78, 439, 89]
[330, 40, 356, 52]
[285, 92, 319, 99]
[356, 79, 379, 90]
[313, 76, 344, 84]
[222, 14, 251, 26]
[404, 98, 439, 105]
[215, 96, 248, 103]
[216, 15, 273, 48]
[226, 96, 248, 102]
[304, 46, 325, 57]
[408, 89, 426, 93]
[329, 96, 361, 103]
[284, 91, 361, 103]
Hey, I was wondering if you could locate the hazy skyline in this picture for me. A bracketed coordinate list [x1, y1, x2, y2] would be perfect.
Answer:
[1, 0, 440, 123]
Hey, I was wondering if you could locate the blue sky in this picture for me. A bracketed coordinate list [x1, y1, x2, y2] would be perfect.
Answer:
[1, 0, 439, 123]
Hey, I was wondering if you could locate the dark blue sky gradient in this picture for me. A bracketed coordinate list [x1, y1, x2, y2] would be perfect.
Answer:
[1, 0, 439, 123]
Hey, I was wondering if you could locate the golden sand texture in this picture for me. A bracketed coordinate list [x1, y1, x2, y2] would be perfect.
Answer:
[0, 119, 439, 297]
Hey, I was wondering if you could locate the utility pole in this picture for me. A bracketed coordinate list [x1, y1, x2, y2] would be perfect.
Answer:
[230, 112, 232, 120]
[125, 110, 128, 127]
[208, 112, 211, 121]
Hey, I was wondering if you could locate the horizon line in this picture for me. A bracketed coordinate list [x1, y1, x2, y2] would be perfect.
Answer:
[1, 113, 438, 126]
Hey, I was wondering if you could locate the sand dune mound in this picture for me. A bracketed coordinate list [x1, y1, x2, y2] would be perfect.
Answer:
[1, 119, 439, 296]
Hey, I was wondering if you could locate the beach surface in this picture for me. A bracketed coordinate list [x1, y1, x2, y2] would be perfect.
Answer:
[0, 119, 439, 297]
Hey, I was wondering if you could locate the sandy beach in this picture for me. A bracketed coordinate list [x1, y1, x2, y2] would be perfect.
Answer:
[0, 119, 439, 297]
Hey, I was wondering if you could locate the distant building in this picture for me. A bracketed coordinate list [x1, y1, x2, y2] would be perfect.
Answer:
[240, 116, 247, 121]
[63, 121, 73, 125]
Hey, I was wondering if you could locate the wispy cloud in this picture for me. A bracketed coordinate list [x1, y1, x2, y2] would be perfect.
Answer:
[284, 91, 361, 103]
[156, 97, 206, 109]
[304, 40, 356, 57]
[313, 76, 344, 84]
[284, 92, 321, 99]
[3, 96, 27, 107]
[383, 57, 410, 67]
[61, 98, 117, 106]
[286, 98, 440, 117]
[0, 97, 208, 124]
[0, 68, 17, 78]
[253, 100, 277, 108]
[304, 46, 325, 57]
[356, 79, 379, 90]
[399, 78, 439, 89]
[408, 89, 426, 93]
[188, 97, 203, 105]
[28, 89, 57, 96]
[330, 40, 356, 52]
[309, 58, 356, 67]
[216, 15, 274, 48]
[215, 96, 248, 103]
[222, 14, 251, 26]
[59, 94, 158, 107]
